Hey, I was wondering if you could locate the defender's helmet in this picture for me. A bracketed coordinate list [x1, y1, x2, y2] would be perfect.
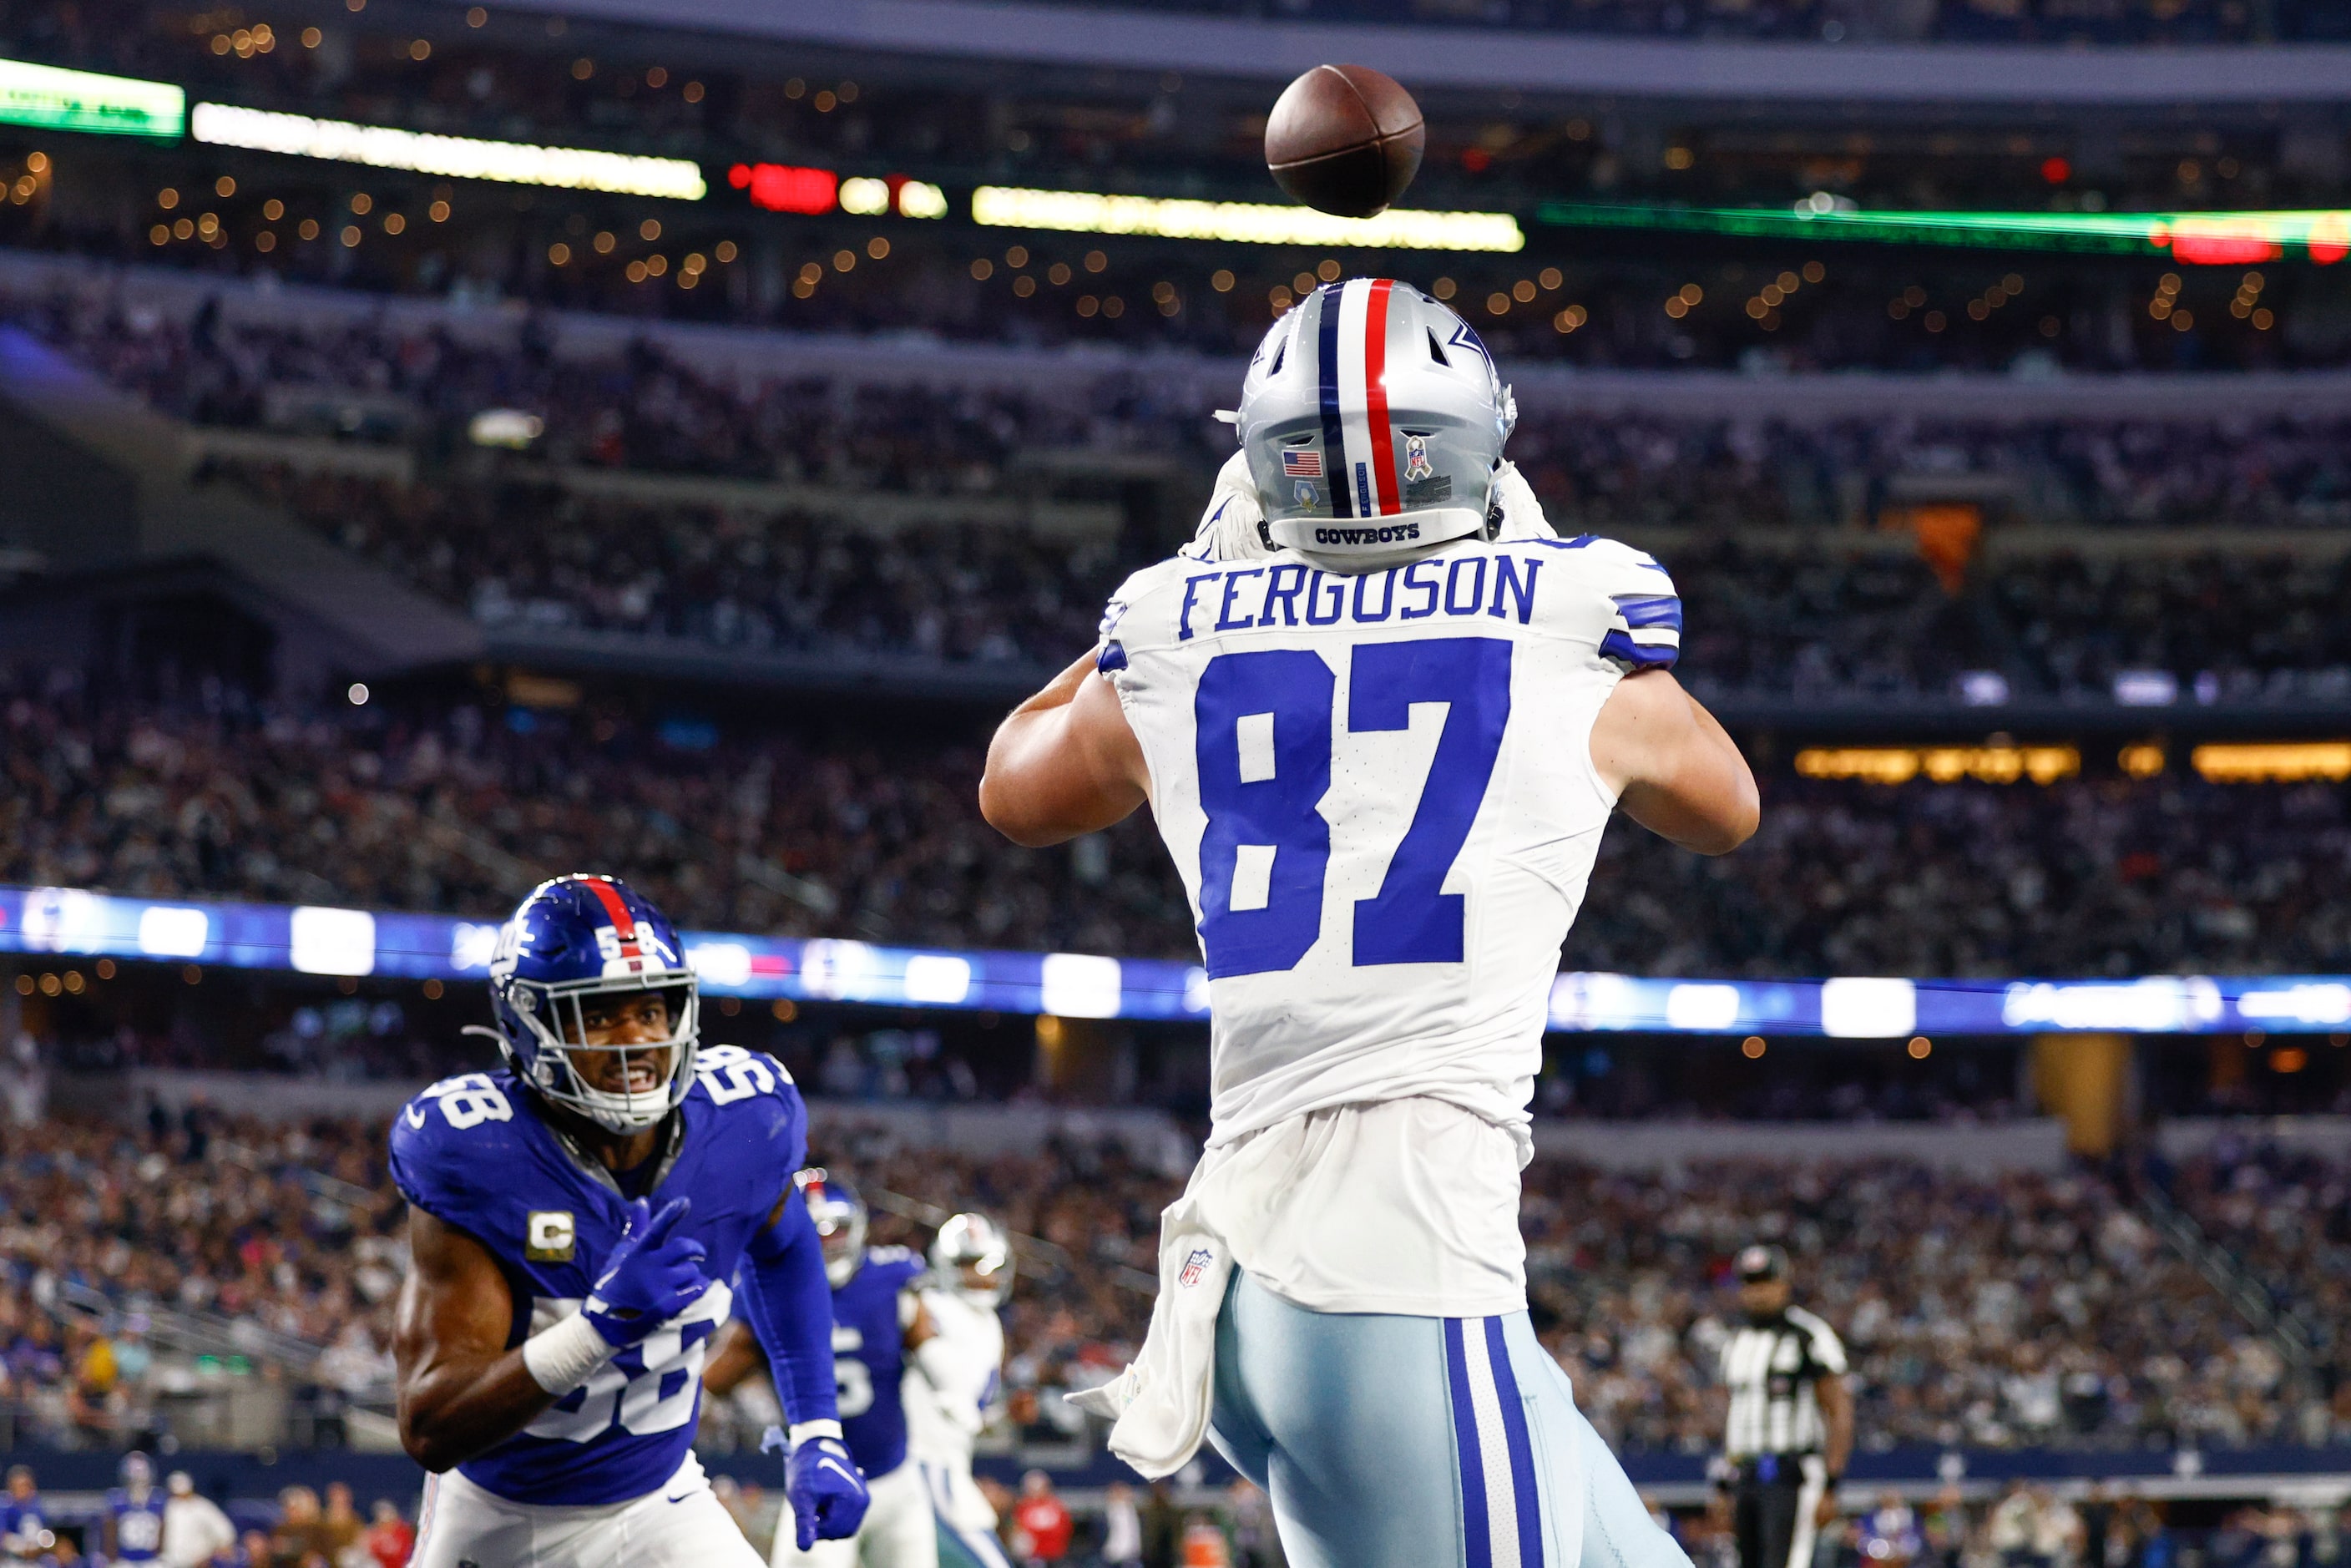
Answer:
[486, 875, 699, 1134]
[1236, 278, 1516, 569]
[798, 1168, 868, 1288]
[930, 1211, 1014, 1307]
[119, 1452, 152, 1492]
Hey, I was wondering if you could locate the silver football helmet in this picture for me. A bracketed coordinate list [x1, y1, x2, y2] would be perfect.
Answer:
[1236, 278, 1517, 569]
[930, 1211, 1014, 1307]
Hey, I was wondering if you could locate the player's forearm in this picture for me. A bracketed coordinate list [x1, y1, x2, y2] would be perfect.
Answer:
[741, 1196, 842, 1427]
[397, 1348, 559, 1472]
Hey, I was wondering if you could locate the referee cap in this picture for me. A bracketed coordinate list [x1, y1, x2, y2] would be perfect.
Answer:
[1736, 1243, 1790, 1282]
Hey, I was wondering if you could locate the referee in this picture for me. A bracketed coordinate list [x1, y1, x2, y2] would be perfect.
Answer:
[1712, 1244, 1853, 1568]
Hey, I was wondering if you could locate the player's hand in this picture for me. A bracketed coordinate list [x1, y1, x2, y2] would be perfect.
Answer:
[1814, 1490, 1841, 1529]
[583, 1196, 709, 1348]
[786, 1433, 871, 1547]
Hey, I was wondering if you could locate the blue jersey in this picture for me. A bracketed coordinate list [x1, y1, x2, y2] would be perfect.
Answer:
[832, 1247, 924, 1478]
[105, 1489, 164, 1561]
[0, 1497, 43, 1550]
[389, 1045, 807, 1507]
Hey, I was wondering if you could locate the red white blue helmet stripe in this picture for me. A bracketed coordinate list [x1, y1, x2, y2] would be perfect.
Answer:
[1314, 278, 1408, 520]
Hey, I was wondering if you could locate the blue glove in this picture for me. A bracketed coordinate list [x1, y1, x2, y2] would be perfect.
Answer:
[769, 1424, 870, 1549]
[583, 1197, 709, 1349]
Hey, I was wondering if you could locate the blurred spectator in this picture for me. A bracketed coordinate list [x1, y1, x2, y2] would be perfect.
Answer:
[1226, 1482, 1280, 1568]
[160, 1471, 235, 1568]
[1011, 1470, 1073, 1565]
[1100, 1482, 1143, 1568]
[360, 1500, 412, 1568]
[270, 1487, 329, 1568]
[319, 1485, 363, 1565]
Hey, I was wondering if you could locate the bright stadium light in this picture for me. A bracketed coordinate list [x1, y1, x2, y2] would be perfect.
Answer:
[190, 102, 707, 200]
[0, 58, 184, 139]
[972, 185, 1525, 253]
[1536, 199, 2351, 264]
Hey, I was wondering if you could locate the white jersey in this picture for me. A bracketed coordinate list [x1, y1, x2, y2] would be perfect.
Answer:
[902, 1287, 1004, 1467]
[1100, 532, 1680, 1150]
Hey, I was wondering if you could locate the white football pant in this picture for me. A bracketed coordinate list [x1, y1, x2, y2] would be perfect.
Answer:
[410, 1453, 761, 1568]
[774, 1460, 937, 1568]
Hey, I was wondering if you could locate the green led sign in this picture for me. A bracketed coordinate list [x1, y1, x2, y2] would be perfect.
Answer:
[0, 58, 184, 140]
[1534, 200, 2351, 266]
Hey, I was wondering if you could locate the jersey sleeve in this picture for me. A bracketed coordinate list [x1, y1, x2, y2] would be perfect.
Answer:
[387, 1073, 527, 1233]
[1570, 537, 1681, 673]
[1798, 1311, 1849, 1376]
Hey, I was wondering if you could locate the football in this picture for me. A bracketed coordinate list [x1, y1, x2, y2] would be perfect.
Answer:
[1263, 63, 1426, 219]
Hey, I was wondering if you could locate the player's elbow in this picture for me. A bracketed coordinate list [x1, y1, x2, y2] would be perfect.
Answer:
[397, 1398, 473, 1473]
[978, 769, 1067, 848]
[1693, 776, 1761, 856]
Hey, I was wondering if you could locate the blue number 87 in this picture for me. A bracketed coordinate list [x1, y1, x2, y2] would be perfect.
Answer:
[1194, 637, 1514, 979]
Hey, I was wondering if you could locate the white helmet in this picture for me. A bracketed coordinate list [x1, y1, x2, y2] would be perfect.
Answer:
[930, 1212, 1014, 1307]
[1236, 278, 1517, 570]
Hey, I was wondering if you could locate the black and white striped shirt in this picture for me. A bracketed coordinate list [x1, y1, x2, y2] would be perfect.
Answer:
[1718, 1306, 1847, 1459]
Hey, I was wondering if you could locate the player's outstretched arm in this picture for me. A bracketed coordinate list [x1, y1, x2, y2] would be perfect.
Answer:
[1589, 669, 1760, 856]
[393, 1209, 559, 1471]
[979, 650, 1150, 847]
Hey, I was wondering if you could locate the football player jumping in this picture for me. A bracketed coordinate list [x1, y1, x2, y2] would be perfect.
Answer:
[981, 279, 1758, 1568]
[391, 874, 869, 1568]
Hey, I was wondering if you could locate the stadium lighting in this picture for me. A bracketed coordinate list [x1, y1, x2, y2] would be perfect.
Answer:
[2189, 741, 2351, 783]
[0, 58, 184, 139]
[1794, 746, 2080, 786]
[973, 185, 1526, 253]
[1535, 200, 2351, 264]
[190, 103, 706, 200]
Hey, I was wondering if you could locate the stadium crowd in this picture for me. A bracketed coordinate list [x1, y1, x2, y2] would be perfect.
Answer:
[19, 289, 2351, 533]
[8, 671, 2351, 980]
[1, 1093, 2338, 1465]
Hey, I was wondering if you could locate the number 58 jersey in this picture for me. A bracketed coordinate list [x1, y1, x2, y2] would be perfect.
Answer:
[387, 1045, 806, 1507]
[1099, 534, 1679, 1151]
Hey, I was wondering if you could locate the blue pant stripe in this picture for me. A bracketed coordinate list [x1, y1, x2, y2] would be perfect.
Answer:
[1485, 1316, 1546, 1568]
[1445, 1317, 1494, 1568]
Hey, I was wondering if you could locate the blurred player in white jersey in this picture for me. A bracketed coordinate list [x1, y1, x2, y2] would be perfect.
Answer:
[905, 1214, 1014, 1568]
[979, 278, 1758, 1568]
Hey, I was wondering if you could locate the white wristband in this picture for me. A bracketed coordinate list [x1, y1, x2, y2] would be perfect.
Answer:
[522, 1312, 616, 1395]
[788, 1419, 843, 1447]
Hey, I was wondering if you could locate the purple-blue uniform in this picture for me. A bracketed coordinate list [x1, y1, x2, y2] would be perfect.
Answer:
[832, 1247, 925, 1480]
[389, 1046, 819, 1503]
[104, 1488, 164, 1562]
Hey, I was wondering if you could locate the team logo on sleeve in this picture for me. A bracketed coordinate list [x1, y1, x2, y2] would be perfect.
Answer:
[526, 1211, 577, 1262]
[1178, 1247, 1214, 1287]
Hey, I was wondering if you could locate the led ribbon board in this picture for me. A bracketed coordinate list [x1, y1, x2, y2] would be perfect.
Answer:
[5, 883, 2348, 1034]
[0, 58, 183, 140]
[1535, 200, 2351, 265]
[973, 185, 1524, 253]
[190, 103, 706, 200]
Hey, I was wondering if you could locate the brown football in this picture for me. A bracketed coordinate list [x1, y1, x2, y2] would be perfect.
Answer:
[1264, 63, 1425, 220]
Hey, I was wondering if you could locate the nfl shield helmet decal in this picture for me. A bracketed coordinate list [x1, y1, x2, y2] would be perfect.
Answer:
[1404, 433, 1433, 482]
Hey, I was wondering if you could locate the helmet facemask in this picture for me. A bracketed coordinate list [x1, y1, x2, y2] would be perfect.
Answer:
[499, 973, 699, 1134]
